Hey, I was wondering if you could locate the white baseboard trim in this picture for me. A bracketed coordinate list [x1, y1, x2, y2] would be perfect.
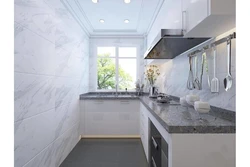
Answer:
[81, 135, 140, 139]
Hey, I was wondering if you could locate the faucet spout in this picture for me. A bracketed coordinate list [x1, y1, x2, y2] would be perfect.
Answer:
[115, 84, 118, 96]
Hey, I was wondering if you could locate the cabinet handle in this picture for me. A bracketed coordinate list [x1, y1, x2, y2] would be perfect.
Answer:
[93, 100, 104, 104]
[151, 137, 158, 150]
[120, 100, 130, 104]
[182, 11, 187, 33]
[152, 157, 157, 167]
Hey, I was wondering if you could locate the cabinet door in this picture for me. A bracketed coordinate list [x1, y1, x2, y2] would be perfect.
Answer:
[85, 100, 118, 135]
[118, 100, 139, 135]
[140, 103, 149, 160]
[84, 100, 139, 136]
[182, 0, 209, 33]
[80, 101, 85, 135]
[147, 0, 182, 49]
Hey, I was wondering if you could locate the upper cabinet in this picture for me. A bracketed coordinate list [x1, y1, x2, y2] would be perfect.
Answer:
[182, 0, 236, 37]
[182, 0, 209, 33]
[147, 0, 182, 49]
[146, 0, 236, 49]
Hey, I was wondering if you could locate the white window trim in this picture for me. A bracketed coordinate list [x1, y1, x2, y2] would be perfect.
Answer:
[95, 45, 140, 91]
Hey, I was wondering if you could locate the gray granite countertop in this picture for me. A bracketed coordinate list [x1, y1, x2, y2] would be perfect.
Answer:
[79, 92, 235, 134]
[80, 92, 141, 100]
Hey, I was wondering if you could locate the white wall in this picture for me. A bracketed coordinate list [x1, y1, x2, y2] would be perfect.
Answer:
[155, 28, 236, 111]
[89, 37, 146, 91]
[14, 0, 89, 167]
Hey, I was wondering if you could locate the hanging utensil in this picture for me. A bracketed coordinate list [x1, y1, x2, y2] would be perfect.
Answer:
[211, 46, 219, 93]
[224, 38, 233, 91]
[193, 55, 200, 89]
[187, 56, 194, 90]
[203, 51, 210, 88]
[199, 52, 205, 90]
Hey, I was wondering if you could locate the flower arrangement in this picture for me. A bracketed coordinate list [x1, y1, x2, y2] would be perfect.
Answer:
[145, 65, 160, 86]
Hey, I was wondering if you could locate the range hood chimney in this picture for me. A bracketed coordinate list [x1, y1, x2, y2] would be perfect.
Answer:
[144, 29, 210, 59]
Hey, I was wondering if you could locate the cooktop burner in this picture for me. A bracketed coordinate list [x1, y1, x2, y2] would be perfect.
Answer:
[149, 93, 180, 105]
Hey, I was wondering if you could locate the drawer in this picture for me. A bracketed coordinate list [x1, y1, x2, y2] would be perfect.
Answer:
[85, 100, 116, 112]
[119, 100, 139, 112]
[151, 154, 161, 167]
[151, 124, 162, 149]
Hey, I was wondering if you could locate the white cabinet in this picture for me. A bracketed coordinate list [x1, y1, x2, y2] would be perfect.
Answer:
[182, 0, 209, 33]
[140, 102, 149, 161]
[182, 0, 236, 37]
[140, 102, 235, 167]
[147, 0, 235, 48]
[82, 100, 140, 137]
[147, 0, 182, 49]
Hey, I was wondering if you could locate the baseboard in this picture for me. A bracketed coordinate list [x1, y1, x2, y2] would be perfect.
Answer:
[81, 135, 140, 139]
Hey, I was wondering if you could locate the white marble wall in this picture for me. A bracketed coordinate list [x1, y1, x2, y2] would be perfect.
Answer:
[89, 37, 146, 91]
[14, 0, 89, 167]
[154, 29, 236, 111]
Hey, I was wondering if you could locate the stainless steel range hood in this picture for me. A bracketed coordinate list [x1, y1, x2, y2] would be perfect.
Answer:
[144, 29, 210, 59]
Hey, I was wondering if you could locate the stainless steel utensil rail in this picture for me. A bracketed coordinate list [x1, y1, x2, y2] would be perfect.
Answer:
[187, 32, 236, 57]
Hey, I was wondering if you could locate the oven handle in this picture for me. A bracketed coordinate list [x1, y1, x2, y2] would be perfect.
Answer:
[151, 136, 158, 150]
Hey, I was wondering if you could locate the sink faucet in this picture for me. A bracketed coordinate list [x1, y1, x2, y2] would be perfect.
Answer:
[115, 84, 118, 96]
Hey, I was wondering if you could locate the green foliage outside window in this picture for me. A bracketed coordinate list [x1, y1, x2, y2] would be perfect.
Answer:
[97, 53, 133, 90]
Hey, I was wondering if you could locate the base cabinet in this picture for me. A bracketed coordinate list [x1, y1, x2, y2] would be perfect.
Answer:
[140, 102, 235, 167]
[140, 103, 149, 161]
[80, 100, 235, 167]
[81, 100, 140, 136]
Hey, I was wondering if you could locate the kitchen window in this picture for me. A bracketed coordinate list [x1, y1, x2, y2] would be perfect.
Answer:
[97, 46, 137, 91]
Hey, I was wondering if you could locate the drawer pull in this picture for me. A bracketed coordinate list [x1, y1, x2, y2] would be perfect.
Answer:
[120, 100, 130, 104]
[152, 137, 158, 149]
[93, 100, 104, 104]
[152, 157, 157, 167]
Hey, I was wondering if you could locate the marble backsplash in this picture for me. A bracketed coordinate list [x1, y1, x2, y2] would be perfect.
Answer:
[14, 0, 89, 167]
[154, 29, 236, 111]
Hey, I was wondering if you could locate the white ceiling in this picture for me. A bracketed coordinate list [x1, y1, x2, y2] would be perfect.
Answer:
[61, 0, 164, 37]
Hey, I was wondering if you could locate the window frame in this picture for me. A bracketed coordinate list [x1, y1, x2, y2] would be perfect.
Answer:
[95, 45, 140, 91]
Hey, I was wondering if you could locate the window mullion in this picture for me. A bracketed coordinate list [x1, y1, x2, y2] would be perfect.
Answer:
[115, 47, 119, 89]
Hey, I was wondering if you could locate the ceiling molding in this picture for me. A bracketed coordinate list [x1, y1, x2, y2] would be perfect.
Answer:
[75, 0, 144, 34]
[90, 35, 145, 39]
[135, 0, 144, 31]
[61, 0, 91, 36]
[62, 0, 164, 37]
[74, 0, 94, 30]
[93, 29, 138, 33]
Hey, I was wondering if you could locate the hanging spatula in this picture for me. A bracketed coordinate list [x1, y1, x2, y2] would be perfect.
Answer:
[187, 56, 194, 90]
[203, 51, 210, 88]
[211, 46, 219, 93]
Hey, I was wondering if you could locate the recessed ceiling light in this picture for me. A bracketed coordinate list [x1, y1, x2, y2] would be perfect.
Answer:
[124, 19, 129, 23]
[124, 0, 131, 4]
[99, 19, 105, 23]
[92, 0, 99, 3]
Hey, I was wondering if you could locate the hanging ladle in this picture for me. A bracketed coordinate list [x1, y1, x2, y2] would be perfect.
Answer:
[224, 38, 233, 91]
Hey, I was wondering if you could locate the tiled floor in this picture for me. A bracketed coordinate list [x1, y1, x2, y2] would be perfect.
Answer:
[60, 138, 148, 167]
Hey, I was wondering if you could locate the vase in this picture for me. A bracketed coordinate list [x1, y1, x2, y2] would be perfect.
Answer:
[149, 85, 157, 96]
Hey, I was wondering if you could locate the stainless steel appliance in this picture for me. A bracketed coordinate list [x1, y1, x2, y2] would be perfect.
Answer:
[149, 120, 168, 167]
[144, 29, 210, 59]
